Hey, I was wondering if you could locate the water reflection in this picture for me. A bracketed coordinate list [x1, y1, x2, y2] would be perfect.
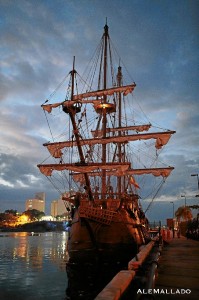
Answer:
[0, 232, 68, 300]
[66, 259, 127, 300]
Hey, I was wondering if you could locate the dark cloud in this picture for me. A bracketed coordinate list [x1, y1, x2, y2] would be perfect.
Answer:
[0, 152, 58, 212]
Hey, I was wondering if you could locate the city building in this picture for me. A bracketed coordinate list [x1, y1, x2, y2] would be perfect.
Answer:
[25, 192, 45, 213]
[51, 197, 66, 217]
[35, 192, 45, 201]
[51, 200, 58, 217]
[51, 192, 72, 217]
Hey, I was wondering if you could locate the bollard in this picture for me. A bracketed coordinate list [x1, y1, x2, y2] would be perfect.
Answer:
[161, 229, 166, 241]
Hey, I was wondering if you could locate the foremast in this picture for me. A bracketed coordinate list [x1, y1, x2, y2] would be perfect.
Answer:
[63, 57, 93, 202]
[117, 65, 123, 197]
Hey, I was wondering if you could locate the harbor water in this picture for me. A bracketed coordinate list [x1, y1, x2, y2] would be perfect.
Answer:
[0, 232, 69, 300]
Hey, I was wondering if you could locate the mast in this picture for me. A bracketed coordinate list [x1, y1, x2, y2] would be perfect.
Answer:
[117, 65, 122, 196]
[101, 23, 109, 205]
[65, 57, 93, 201]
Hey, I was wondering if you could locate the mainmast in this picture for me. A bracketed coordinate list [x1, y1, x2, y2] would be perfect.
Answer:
[101, 23, 109, 205]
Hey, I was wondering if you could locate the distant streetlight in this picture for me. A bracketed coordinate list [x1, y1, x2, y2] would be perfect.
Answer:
[191, 173, 199, 192]
[170, 201, 174, 218]
[181, 195, 186, 207]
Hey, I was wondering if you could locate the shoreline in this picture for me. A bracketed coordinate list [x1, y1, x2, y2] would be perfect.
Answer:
[0, 220, 70, 232]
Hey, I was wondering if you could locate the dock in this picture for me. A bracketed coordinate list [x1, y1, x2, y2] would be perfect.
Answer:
[95, 234, 199, 299]
[155, 236, 199, 299]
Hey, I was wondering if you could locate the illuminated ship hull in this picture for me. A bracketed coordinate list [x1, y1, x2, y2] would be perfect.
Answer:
[67, 204, 150, 263]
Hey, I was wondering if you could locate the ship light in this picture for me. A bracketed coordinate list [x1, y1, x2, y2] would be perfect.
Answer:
[94, 103, 116, 114]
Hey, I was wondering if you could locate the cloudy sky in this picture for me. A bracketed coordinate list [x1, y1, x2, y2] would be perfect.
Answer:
[0, 0, 199, 222]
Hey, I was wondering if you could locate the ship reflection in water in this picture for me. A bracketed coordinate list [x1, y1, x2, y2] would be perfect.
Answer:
[0, 232, 68, 300]
[66, 259, 128, 300]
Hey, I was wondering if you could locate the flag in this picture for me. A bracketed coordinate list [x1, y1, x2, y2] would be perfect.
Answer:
[129, 176, 140, 189]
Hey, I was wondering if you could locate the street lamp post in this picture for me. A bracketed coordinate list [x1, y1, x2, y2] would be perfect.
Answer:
[191, 173, 199, 193]
[181, 195, 186, 207]
[170, 201, 174, 218]
[170, 201, 175, 238]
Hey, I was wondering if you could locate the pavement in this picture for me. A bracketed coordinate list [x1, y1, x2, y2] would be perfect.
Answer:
[155, 236, 199, 299]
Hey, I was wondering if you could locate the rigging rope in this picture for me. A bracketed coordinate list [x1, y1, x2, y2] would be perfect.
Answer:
[43, 110, 54, 142]
[144, 178, 166, 214]
[48, 73, 70, 100]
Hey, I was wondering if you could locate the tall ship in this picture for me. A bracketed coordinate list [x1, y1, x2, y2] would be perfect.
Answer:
[38, 23, 175, 266]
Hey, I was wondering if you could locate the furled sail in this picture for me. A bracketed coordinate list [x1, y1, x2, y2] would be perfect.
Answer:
[38, 163, 173, 178]
[42, 83, 136, 113]
[91, 124, 152, 137]
[72, 167, 174, 179]
[38, 162, 131, 177]
[44, 131, 175, 158]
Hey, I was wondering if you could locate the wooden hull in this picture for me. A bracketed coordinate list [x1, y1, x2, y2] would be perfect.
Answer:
[67, 207, 149, 263]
